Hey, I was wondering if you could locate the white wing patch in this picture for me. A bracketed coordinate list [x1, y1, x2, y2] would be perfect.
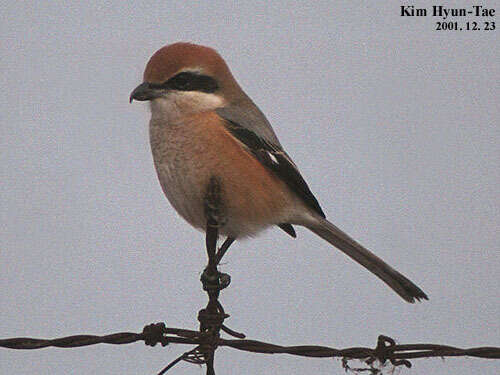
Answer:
[267, 151, 279, 164]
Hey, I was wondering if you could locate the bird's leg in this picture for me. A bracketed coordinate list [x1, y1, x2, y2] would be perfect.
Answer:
[196, 177, 246, 369]
[205, 216, 219, 273]
[215, 237, 235, 265]
[196, 177, 244, 373]
[201, 176, 230, 289]
[202, 217, 231, 289]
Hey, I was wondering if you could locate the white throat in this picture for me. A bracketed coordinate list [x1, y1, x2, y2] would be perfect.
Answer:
[150, 91, 225, 124]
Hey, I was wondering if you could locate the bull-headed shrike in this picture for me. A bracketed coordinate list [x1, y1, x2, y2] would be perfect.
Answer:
[130, 42, 428, 303]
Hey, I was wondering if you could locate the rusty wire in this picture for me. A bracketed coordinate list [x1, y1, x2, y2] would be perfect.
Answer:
[1, 209, 499, 374]
[1, 325, 499, 368]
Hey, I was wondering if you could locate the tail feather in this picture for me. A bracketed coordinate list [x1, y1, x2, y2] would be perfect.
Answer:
[305, 217, 428, 303]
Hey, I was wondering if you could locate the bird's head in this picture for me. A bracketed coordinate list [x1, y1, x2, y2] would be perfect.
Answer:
[130, 43, 242, 120]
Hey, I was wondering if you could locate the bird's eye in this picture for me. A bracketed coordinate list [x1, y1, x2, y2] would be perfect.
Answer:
[169, 72, 193, 90]
[164, 72, 218, 93]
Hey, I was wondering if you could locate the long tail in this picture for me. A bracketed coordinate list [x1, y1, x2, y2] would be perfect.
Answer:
[304, 217, 428, 303]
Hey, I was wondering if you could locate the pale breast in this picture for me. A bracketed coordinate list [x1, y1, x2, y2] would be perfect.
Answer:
[149, 112, 301, 237]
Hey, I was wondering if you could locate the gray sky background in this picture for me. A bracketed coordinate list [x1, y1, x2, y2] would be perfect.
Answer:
[1, 1, 499, 374]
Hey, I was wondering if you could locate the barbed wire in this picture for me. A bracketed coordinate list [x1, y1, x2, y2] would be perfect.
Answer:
[2, 204, 499, 374]
[1, 324, 499, 372]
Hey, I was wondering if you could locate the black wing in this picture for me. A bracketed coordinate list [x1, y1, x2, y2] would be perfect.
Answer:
[222, 119, 326, 219]
[278, 223, 297, 237]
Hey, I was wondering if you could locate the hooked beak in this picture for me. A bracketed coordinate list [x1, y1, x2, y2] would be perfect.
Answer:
[129, 82, 164, 103]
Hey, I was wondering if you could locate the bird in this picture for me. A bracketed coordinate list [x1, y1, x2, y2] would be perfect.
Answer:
[130, 42, 428, 303]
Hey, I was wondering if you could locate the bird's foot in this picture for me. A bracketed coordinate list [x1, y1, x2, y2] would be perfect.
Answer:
[200, 268, 231, 291]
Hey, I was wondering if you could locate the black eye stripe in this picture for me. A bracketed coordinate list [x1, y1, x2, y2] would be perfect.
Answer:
[155, 72, 218, 93]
